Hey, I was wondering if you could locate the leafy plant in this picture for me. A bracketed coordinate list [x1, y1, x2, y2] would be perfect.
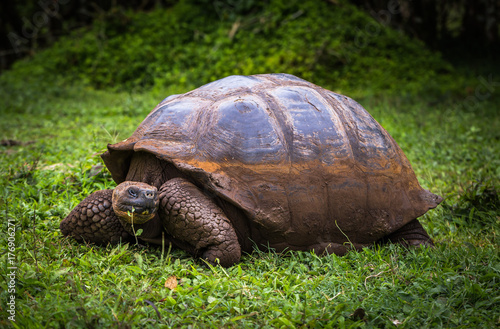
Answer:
[4, 0, 459, 98]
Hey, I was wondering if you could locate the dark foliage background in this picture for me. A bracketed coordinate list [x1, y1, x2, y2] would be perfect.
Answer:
[1, 0, 499, 72]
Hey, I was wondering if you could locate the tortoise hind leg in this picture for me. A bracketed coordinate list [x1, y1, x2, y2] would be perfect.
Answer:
[60, 189, 132, 245]
[379, 219, 434, 248]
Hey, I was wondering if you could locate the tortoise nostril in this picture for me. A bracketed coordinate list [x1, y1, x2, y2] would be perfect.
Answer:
[144, 191, 155, 199]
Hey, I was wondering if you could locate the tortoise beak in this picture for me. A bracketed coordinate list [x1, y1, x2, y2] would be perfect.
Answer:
[123, 191, 158, 222]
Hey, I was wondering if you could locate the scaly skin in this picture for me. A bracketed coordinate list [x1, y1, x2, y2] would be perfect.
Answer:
[61, 179, 242, 267]
[159, 178, 241, 267]
[60, 190, 132, 244]
[378, 219, 434, 247]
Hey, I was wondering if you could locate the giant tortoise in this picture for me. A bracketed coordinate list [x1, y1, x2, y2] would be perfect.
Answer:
[60, 73, 442, 267]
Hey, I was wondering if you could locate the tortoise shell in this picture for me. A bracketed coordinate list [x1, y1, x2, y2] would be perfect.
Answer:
[102, 74, 440, 254]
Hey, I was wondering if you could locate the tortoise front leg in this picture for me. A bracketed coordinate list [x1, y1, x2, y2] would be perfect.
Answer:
[159, 178, 241, 267]
[60, 189, 132, 245]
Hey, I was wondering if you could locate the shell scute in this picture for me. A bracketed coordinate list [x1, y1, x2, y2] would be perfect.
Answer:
[268, 86, 352, 165]
[199, 95, 286, 164]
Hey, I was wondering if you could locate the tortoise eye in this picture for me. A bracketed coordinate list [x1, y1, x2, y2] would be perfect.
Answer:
[128, 188, 138, 198]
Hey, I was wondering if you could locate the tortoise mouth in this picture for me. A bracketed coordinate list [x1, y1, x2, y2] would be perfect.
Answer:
[115, 204, 157, 224]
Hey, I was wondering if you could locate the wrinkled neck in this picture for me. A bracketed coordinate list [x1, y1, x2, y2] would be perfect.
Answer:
[125, 152, 168, 189]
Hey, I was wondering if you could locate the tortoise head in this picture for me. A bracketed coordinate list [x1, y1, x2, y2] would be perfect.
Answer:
[112, 181, 159, 224]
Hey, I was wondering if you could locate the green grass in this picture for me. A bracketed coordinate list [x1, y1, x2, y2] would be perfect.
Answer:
[0, 75, 498, 328]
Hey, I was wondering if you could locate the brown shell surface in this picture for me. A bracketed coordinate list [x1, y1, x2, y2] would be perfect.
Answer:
[102, 74, 441, 252]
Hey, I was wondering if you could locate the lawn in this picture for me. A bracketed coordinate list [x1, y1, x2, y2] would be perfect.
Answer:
[1, 1, 499, 327]
[0, 71, 498, 328]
